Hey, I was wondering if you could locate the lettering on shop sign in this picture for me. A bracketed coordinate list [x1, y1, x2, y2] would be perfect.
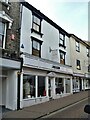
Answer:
[52, 66, 60, 69]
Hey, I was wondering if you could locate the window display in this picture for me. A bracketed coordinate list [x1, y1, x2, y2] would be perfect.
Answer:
[38, 76, 45, 97]
[55, 78, 64, 94]
[23, 75, 35, 99]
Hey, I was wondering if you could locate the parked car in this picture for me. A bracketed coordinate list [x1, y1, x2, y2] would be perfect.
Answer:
[84, 105, 90, 114]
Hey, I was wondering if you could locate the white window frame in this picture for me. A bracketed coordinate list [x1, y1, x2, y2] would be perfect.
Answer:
[76, 41, 80, 52]
[0, 22, 7, 49]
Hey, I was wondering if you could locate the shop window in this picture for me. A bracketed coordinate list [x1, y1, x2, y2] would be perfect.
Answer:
[23, 75, 35, 99]
[0, 22, 6, 48]
[55, 78, 64, 94]
[38, 76, 45, 97]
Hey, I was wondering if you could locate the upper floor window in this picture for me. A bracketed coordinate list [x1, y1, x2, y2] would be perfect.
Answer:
[59, 33, 65, 47]
[32, 37, 43, 57]
[76, 41, 80, 52]
[76, 60, 81, 70]
[86, 48, 89, 57]
[32, 15, 41, 33]
[60, 50, 66, 65]
[0, 22, 6, 48]
[88, 65, 90, 72]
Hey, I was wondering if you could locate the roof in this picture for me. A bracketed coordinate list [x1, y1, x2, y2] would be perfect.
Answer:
[20, 1, 70, 37]
[69, 34, 90, 48]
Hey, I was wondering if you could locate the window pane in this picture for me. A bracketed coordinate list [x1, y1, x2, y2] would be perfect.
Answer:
[33, 16, 40, 25]
[38, 76, 45, 97]
[33, 23, 39, 32]
[0, 35, 3, 47]
[33, 40, 40, 50]
[23, 75, 35, 99]
[55, 78, 64, 94]
[60, 34, 64, 40]
[60, 51, 65, 64]
[0, 22, 5, 34]
[76, 60, 81, 69]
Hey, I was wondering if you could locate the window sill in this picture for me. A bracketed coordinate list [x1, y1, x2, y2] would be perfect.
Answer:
[77, 68, 81, 70]
[31, 28, 43, 37]
[59, 43, 66, 49]
[76, 50, 80, 52]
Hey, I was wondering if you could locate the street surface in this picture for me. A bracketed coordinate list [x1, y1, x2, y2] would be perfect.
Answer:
[43, 98, 89, 118]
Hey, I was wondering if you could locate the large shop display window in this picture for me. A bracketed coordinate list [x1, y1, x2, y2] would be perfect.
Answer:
[38, 76, 45, 97]
[23, 75, 35, 99]
[55, 78, 64, 94]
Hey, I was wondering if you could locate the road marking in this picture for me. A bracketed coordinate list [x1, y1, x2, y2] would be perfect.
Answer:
[41, 97, 88, 118]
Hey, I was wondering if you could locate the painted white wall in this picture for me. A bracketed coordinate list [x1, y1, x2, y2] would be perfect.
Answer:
[2, 78, 6, 106]
[20, 6, 32, 54]
[20, 6, 71, 66]
[42, 20, 59, 62]
[65, 36, 71, 66]
[6, 70, 18, 110]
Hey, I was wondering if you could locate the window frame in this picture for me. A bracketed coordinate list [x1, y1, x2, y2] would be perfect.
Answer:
[76, 41, 80, 52]
[31, 37, 43, 57]
[59, 33, 65, 47]
[76, 59, 81, 70]
[59, 50, 66, 65]
[0, 22, 7, 49]
[32, 14, 41, 33]
[86, 48, 89, 57]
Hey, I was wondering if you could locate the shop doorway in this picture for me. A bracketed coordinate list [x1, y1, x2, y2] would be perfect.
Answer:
[48, 78, 52, 99]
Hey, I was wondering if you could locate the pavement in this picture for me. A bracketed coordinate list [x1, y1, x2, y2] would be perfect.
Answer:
[1, 90, 89, 119]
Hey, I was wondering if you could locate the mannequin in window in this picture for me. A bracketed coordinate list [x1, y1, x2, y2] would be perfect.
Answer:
[23, 79, 30, 98]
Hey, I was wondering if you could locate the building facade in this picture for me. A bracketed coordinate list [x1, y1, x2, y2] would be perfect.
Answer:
[69, 34, 90, 92]
[0, 1, 21, 110]
[19, 2, 73, 108]
[1, 1, 90, 110]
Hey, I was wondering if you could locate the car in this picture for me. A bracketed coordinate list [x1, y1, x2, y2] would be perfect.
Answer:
[84, 104, 90, 114]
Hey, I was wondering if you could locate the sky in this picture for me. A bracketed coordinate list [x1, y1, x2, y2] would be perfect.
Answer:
[26, 0, 89, 41]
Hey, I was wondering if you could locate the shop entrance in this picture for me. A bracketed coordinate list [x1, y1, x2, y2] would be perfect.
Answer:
[48, 78, 52, 99]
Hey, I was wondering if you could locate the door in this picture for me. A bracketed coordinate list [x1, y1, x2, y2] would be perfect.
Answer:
[48, 78, 51, 98]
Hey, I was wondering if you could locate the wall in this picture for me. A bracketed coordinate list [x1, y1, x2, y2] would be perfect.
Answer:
[20, 5, 71, 66]
[70, 37, 88, 74]
[6, 70, 18, 110]
[20, 6, 32, 54]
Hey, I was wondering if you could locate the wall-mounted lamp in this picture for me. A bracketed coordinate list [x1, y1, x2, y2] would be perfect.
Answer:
[21, 44, 24, 49]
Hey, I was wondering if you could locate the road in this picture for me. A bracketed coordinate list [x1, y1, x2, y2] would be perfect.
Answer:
[43, 98, 89, 119]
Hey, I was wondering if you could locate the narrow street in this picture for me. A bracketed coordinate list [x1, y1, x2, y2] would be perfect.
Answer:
[43, 98, 89, 118]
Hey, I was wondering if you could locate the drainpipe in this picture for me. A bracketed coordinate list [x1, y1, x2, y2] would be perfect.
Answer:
[17, 58, 23, 110]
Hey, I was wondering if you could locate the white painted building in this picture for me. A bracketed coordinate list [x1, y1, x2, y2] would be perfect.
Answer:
[19, 2, 73, 108]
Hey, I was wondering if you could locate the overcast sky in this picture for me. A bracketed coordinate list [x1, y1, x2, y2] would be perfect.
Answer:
[26, 0, 89, 41]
